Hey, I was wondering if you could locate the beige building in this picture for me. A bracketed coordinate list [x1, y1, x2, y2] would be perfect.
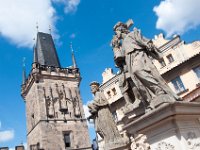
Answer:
[21, 32, 91, 150]
[152, 33, 200, 102]
[97, 33, 200, 148]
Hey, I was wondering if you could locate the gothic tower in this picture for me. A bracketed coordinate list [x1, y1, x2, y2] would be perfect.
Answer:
[21, 32, 91, 150]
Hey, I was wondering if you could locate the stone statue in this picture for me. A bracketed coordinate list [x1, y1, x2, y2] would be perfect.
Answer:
[111, 32, 144, 113]
[58, 90, 68, 111]
[88, 81, 129, 149]
[111, 19, 180, 109]
[73, 96, 81, 117]
[47, 96, 54, 118]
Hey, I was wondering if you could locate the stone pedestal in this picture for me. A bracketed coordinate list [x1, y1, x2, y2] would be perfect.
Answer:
[123, 102, 200, 150]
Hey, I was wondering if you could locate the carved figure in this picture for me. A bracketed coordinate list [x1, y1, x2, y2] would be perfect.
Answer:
[58, 90, 68, 111]
[130, 134, 151, 150]
[111, 19, 180, 109]
[74, 97, 81, 117]
[112, 33, 143, 112]
[47, 96, 54, 117]
[88, 81, 127, 149]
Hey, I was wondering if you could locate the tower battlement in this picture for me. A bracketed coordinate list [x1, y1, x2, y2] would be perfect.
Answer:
[21, 62, 80, 99]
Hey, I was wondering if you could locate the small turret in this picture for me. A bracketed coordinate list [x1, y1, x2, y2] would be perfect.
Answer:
[70, 42, 77, 68]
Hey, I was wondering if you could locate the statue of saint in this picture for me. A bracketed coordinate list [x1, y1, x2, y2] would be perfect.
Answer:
[47, 96, 54, 118]
[88, 81, 127, 148]
[111, 32, 144, 112]
[111, 19, 180, 109]
[58, 90, 68, 111]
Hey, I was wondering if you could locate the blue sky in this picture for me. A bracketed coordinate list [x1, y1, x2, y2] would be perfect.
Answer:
[0, 0, 200, 148]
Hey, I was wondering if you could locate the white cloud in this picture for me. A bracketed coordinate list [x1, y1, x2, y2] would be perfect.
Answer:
[70, 33, 76, 39]
[83, 103, 94, 128]
[83, 104, 91, 119]
[0, 0, 81, 48]
[53, 0, 80, 14]
[64, 0, 80, 14]
[0, 130, 14, 142]
[153, 0, 200, 37]
[0, 0, 57, 48]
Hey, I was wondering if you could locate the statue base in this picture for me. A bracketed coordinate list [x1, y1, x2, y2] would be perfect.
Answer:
[123, 102, 200, 150]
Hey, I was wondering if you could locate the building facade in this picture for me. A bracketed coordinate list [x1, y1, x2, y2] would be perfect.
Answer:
[21, 32, 91, 150]
[152, 33, 200, 102]
[97, 34, 200, 148]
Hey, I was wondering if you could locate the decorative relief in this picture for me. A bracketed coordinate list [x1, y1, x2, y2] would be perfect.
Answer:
[186, 131, 200, 149]
[56, 84, 68, 112]
[130, 134, 151, 150]
[156, 141, 175, 150]
[46, 87, 55, 118]
[42, 84, 83, 119]
[73, 88, 81, 118]
[73, 97, 81, 117]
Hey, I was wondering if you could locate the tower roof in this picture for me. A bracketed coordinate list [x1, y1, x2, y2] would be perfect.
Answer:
[34, 32, 61, 67]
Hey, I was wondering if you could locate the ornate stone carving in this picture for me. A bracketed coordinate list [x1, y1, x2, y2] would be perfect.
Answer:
[43, 87, 55, 118]
[73, 88, 81, 117]
[156, 141, 175, 150]
[186, 131, 200, 149]
[73, 97, 81, 117]
[46, 96, 54, 118]
[111, 19, 180, 111]
[130, 134, 151, 150]
[56, 84, 68, 112]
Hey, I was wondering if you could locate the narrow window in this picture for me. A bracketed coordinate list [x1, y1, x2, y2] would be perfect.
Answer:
[112, 111, 118, 122]
[107, 91, 111, 98]
[30, 143, 39, 150]
[193, 66, 200, 80]
[167, 54, 174, 63]
[15, 146, 25, 150]
[159, 58, 166, 67]
[171, 76, 185, 93]
[64, 133, 71, 148]
[112, 88, 117, 96]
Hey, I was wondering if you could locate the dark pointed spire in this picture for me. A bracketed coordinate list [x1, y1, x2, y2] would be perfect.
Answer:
[22, 57, 26, 85]
[34, 32, 61, 67]
[70, 42, 77, 68]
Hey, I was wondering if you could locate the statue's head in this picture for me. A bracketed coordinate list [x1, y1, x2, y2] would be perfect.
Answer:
[113, 22, 127, 32]
[113, 19, 134, 37]
[90, 81, 100, 94]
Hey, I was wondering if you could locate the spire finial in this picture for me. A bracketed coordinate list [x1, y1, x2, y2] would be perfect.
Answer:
[22, 57, 26, 85]
[70, 42, 74, 52]
[70, 42, 77, 68]
[36, 22, 39, 32]
[23, 57, 26, 68]
[49, 25, 51, 34]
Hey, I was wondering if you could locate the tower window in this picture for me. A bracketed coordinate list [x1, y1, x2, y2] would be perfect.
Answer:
[64, 132, 71, 148]
[30, 143, 40, 150]
[167, 54, 174, 63]
[193, 66, 200, 80]
[107, 91, 111, 98]
[112, 111, 118, 122]
[112, 88, 117, 96]
[159, 58, 166, 68]
[171, 76, 185, 93]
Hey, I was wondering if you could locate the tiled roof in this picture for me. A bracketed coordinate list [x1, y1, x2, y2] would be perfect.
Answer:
[34, 32, 61, 67]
